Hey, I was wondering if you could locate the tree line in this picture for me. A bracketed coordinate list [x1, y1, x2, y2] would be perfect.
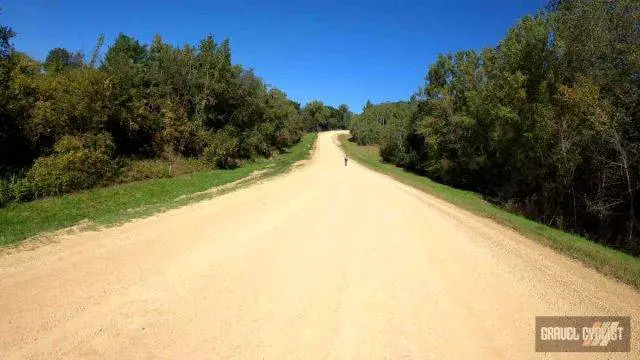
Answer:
[0, 19, 349, 205]
[350, 0, 640, 255]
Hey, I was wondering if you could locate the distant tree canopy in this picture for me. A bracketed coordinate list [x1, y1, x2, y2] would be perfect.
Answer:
[350, 101, 413, 151]
[43, 48, 83, 73]
[350, 0, 640, 256]
[302, 100, 351, 132]
[0, 25, 14, 59]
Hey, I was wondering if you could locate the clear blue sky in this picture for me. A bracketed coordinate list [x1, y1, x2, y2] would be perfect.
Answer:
[3, 0, 547, 111]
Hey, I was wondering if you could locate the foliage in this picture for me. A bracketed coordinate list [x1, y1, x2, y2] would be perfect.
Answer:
[43, 47, 83, 73]
[202, 128, 240, 168]
[0, 24, 14, 59]
[0, 22, 311, 205]
[350, 101, 413, 167]
[26, 133, 117, 197]
[302, 100, 351, 131]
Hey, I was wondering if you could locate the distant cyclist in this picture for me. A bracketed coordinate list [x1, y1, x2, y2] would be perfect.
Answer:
[344, 154, 348, 166]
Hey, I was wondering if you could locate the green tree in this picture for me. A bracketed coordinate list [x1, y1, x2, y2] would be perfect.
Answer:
[302, 100, 330, 131]
[0, 19, 15, 59]
[43, 48, 83, 73]
[104, 33, 147, 67]
[337, 104, 352, 129]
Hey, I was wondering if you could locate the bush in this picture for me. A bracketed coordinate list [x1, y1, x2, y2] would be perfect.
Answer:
[10, 177, 35, 202]
[202, 130, 239, 169]
[240, 129, 270, 159]
[26, 133, 117, 197]
[275, 126, 302, 149]
[0, 175, 36, 207]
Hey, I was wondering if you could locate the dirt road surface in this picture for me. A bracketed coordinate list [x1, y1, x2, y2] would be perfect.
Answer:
[1, 131, 639, 359]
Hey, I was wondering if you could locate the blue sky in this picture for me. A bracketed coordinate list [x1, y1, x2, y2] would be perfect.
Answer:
[2, 0, 547, 111]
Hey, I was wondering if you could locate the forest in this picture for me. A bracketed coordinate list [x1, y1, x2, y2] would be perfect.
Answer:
[0, 21, 350, 205]
[350, 0, 640, 255]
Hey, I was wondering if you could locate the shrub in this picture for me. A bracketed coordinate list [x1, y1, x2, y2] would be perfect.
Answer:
[275, 127, 301, 149]
[0, 175, 36, 207]
[202, 130, 239, 169]
[26, 133, 117, 197]
[240, 129, 270, 159]
[9, 177, 35, 202]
